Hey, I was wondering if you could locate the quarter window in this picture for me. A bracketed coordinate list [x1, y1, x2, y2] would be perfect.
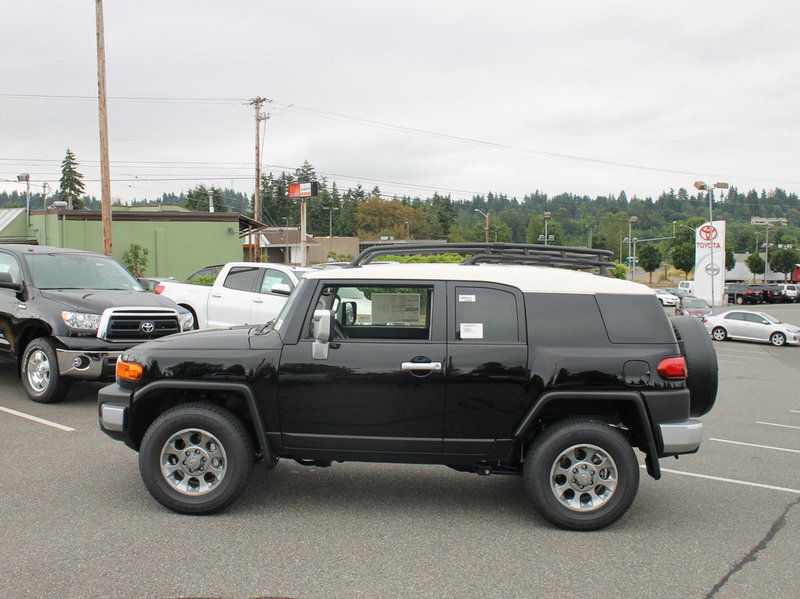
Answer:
[454, 286, 519, 342]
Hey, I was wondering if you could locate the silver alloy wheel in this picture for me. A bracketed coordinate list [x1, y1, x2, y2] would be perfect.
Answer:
[26, 349, 51, 393]
[550, 443, 618, 512]
[160, 428, 227, 496]
[712, 327, 727, 341]
[770, 332, 786, 346]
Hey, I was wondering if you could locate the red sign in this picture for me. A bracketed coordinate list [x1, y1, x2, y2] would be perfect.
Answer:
[698, 224, 718, 241]
[288, 182, 318, 199]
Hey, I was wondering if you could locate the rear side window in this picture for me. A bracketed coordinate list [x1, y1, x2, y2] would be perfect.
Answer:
[595, 294, 674, 344]
[223, 266, 259, 292]
[454, 286, 519, 342]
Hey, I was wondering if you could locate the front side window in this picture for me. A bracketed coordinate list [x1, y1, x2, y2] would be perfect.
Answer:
[260, 269, 293, 294]
[0, 253, 21, 284]
[318, 284, 432, 340]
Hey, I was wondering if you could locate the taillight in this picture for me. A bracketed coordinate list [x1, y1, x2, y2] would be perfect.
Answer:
[658, 356, 687, 380]
[154, 284, 165, 295]
[116, 359, 143, 381]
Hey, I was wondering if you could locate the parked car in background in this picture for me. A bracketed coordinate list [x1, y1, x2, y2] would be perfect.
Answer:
[186, 264, 224, 281]
[678, 281, 694, 294]
[654, 288, 680, 307]
[0, 245, 193, 403]
[663, 287, 690, 298]
[675, 296, 711, 318]
[725, 283, 764, 305]
[777, 283, 799, 303]
[703, 310, 800, 346]
[155, 262, 312, 329]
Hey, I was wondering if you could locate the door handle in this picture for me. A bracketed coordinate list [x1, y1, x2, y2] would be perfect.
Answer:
[252, 298, 264, 303]
[210, 293, 222, 298]
[401, 361, 442, 372]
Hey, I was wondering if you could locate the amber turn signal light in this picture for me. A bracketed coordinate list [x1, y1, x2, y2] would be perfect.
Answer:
[116, 359, 143, 381]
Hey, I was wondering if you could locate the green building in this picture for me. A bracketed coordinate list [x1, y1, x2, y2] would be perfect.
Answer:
[0, 205, 265, 280]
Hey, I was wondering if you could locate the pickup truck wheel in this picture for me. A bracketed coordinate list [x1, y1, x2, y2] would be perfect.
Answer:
[523, 419, 639, 531]
[770, 332, 786, 346]
[139, 403, 254, 514]
[21, 338, 72, 403]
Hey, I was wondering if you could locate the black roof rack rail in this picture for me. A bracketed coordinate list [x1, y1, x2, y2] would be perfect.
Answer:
[348, 242, 615, 275]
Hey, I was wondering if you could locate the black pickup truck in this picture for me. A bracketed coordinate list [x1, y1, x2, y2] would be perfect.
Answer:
[98, 243, 717, 530]
[0, 244, 194, 403]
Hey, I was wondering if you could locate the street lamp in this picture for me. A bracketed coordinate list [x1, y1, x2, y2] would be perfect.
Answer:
[627, 216, 638, 279]
[322, 206, 339, 237]
[693, 181, 728, 307]
[474, 209, 490, 243]
[17, 173, 30, 228]
[543, 212, 551, 246]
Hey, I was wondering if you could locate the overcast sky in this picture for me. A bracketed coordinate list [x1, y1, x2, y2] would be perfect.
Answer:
[2, 1, 798, 206]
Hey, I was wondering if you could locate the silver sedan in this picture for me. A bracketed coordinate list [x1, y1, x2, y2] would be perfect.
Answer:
[703, 310, 800, 346]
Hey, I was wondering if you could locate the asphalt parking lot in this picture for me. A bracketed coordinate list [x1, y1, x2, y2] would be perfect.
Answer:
[1, 304, 799, 599]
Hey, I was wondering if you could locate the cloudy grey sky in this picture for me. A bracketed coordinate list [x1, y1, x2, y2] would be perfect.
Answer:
[2, 1, 798, 205]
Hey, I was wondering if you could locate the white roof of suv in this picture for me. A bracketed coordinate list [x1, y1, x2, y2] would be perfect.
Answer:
[302, 263, 653, 296]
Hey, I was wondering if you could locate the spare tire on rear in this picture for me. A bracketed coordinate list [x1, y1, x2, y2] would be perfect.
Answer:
[670, 316, 718, 417]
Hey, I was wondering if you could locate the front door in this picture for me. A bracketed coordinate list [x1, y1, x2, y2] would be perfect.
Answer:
[277, 281, 446, 453]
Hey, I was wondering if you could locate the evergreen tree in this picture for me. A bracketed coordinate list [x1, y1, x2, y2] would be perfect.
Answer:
[58, 148, 86, 209]
[185, 186, 228, 212]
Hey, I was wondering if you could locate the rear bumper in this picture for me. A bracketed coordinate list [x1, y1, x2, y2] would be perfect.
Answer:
[659, 419, 703, 455]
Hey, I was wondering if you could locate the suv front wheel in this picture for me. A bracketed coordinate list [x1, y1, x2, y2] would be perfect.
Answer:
[21, 337, 72, 403]
[523, 419, 639, 531]
[139, 403, 254, 514]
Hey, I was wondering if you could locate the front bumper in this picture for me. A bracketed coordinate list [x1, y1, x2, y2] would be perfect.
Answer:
[57, 349, 121, 380]
[659, 419, 703, 454]
[98, 383, 134, 445]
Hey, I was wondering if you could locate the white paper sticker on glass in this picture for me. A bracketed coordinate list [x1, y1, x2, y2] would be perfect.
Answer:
[458, 294, 476, 303]
[372, 293, 422, 325]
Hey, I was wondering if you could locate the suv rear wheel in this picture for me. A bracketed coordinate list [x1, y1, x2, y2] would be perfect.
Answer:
[523, 419, 639, 531]
[139, 403, 254, 514]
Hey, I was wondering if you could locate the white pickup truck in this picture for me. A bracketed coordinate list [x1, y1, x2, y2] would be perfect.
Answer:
[154, 262, 312, 329]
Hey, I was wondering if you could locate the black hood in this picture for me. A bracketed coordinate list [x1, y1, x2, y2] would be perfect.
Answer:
[39, 289, 178, 312]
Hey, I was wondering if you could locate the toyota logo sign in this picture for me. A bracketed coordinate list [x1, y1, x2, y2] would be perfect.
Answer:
[140, 321, 155, 334]
[699, 225, 718, 241]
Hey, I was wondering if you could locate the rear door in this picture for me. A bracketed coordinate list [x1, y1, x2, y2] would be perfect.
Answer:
[443, 282, 528, 454]
[206, 266, 261, 327]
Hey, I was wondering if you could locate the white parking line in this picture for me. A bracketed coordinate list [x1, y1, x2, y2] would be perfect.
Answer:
[710, 437, 800, 454]
[757, 421, 800, 431]
[791, 410, 800, 414]
[0, 405, 76, 432]
[657, 467, 800, 495]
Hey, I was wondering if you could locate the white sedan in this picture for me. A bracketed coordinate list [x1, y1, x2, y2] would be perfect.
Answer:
[703, 310, 800, 347]
[654, 288, 680, 306]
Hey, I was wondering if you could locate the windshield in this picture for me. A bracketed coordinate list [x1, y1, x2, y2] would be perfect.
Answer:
[684, 300, 708, 308]
[24, 253, 145, 291]
[273, 278, 307, 332]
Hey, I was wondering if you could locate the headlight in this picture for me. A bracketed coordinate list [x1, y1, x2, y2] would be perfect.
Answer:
[179, 311, 195, 331]
[61, 311, 101, 331]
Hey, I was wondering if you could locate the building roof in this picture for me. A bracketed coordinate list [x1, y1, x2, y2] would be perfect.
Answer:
[302, 263, 653, 295]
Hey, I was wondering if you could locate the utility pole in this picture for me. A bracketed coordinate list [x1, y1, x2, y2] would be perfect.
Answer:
[249, 97, 268, 223]
[95, 0, 113, 256]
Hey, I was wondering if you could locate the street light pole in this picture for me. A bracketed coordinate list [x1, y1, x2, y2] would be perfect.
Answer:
[322, 206, 338, 237]
[404, 220, 411, 240]
[627, 216, 637, 280]
[474, 209, 490, 243]
[543, 212, 551, 246]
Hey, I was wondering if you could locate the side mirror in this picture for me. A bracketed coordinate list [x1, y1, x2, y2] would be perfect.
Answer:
[0, 272, 22, 293]
[311, 309, 334, 359]
[341, 300, 357, 326]
[272, 283, 292, 296]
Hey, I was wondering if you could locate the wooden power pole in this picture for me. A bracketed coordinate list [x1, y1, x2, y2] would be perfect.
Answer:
[249, 97, 268, 223]
[95, 0, 113, 255]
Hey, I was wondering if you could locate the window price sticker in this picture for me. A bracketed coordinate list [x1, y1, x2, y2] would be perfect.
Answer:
[460, 322, 483, 339]
[458, 294, 476, 303]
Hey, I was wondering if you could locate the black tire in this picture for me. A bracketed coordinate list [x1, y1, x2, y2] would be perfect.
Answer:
[523, 419, 639, 531]
[770, 332, 786, 347]
[672, 316, 719, 417]
[139, 403, 254, 514]
[20, 337, 72, 403]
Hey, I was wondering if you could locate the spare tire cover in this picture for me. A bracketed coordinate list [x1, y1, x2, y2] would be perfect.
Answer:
[671, 315, 718, 417]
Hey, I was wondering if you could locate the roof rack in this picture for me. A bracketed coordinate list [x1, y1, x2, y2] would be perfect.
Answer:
[348, 243, 615, 275]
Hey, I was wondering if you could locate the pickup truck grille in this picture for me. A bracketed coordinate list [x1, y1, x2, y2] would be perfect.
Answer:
[98, 307, 180, 342]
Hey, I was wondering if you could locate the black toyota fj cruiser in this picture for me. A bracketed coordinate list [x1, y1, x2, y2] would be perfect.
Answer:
[98, 243, 717, 530]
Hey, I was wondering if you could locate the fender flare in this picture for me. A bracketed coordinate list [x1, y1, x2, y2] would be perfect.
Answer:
[133, 380, 274, 467]
[513, 390, 661, 479]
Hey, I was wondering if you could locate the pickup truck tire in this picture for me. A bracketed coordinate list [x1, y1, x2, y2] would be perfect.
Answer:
[139, 403, 254, 515]
[21, 337, 72, 403]
[523, 419, 639, 531]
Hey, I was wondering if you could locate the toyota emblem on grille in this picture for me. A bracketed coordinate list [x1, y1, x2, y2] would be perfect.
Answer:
[140, 321, 156, 334]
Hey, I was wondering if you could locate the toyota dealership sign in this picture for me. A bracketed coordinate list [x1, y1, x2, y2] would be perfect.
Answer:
[693, 220, 726, 306]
